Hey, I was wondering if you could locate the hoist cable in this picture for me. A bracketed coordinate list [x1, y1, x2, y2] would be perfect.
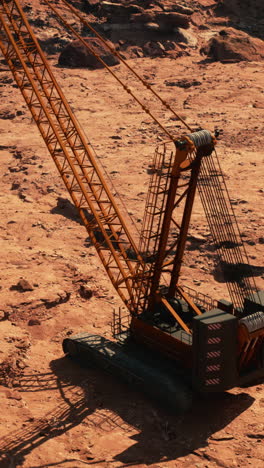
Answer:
[43, 0, 193, 137]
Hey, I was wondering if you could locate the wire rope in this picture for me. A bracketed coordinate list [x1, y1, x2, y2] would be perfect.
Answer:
[29, 1, 260, 307]
[43, 0, 193, 136]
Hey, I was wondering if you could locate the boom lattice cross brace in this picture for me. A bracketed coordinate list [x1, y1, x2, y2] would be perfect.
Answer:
[0, 0, 149, 310]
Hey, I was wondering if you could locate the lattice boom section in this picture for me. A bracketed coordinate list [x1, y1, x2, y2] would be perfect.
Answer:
[0, 0, 146, 311]
[130, 142, 175, 315]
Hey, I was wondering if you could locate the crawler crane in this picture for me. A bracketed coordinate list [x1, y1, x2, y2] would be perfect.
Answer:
[0, 0, 263, 409]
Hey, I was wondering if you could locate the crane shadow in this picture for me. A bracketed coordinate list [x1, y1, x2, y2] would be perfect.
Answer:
[50, 197, 83, 224]
[0, 355, 254, 467]
[213, 261, 264, 284]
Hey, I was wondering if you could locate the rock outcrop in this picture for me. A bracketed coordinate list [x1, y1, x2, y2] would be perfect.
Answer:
[29, 1, 264, 63]
[220, 0, 264, 16]
[201, 28, 264, 62]
[58, 37, 120, 68]
[216, 0, 264, 39]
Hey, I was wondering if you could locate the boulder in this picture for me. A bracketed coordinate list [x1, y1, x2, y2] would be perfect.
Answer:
[177, 28, 198, 47]
[143, 41, 167, 57]
[191, 12, 206, 28]
[101, 1, 143, 20]
[155, 12, 190, 30]
[165, 78, 202, 88]
[40, 291, 71, 309]
[10, 279, 34, 292]
[28, 319, 41, 326]
[201, 28, 264, 62]
[145, 22, 161, 32]
[130, 11, 155, 23]
[38, 31, 69, 54]
[58, 37, 120, 69]
[172, 5, 194, 15]
[0, 107, 16, 120]
[84, 0, 101, 9]
[0, 310, 9, 321]
[83, 1, 101, 16]
[131, 10, 191, 32]
[79, 284, 93, 300]
[196, 0, 216, 5]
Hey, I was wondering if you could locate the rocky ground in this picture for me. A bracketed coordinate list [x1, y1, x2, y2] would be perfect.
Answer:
[0, 1, 263, 467]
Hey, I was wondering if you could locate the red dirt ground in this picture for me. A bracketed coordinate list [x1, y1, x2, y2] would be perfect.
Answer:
[0, 1, 263, 467]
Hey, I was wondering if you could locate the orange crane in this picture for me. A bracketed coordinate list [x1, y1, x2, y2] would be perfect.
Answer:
[0, 0, 263, 410]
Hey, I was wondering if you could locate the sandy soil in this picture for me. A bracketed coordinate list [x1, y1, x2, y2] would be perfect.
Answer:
[0, 1, 263, 467]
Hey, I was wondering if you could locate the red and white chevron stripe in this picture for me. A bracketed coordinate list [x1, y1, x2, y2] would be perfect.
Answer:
[206, 378, 220, 386]
[207, 350, 221, 358]
[206, 364, 220, 372]
[207, 337, 221, 344]
[208, 323, 222, 331]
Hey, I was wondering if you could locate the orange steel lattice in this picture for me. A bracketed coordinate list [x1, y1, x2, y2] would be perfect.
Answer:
[41, 0, 259, 313]
[0, 0, 145, 311]
[0, 0, 200, 326]
[0, 0, 258, 320]
[131, 140, 203, 317]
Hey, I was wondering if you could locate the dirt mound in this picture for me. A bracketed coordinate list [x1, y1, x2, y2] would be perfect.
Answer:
[58, 37, 120, 68]
[201, 28, 264, 62]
